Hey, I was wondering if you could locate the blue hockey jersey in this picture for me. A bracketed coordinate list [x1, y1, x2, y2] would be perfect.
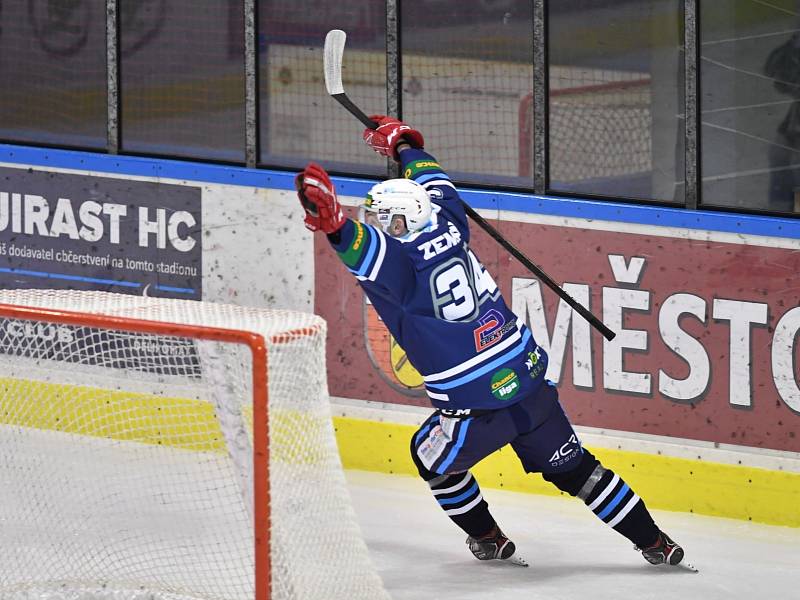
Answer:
[330, 149, 548, 411]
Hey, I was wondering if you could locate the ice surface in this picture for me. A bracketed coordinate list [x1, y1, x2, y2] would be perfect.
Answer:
[346, 470, 800, 600]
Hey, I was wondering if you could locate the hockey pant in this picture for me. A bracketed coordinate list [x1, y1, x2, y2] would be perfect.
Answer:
[410, 382, 661, 548]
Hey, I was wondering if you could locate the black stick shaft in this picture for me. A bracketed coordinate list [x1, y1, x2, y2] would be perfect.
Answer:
[332, 94, 378, 129]
[334, 93, 616, 341]
[461, 203, 615, 341]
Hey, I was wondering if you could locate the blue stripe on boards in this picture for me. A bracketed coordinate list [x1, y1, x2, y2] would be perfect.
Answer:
[437, 481, 479, 507]
[0, 267, 141, 288]
[436, 418, 472, 474]
[1, 144, 798, 241]
[0, 268, 197, 294]
[155, 285, 196, 294]
[426, 329, 532, 391]
[596, 483, 630, 521]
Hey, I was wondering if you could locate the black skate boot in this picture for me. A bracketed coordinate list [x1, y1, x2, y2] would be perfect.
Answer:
[466, 526, 528, 567]
[638, 531, 684, 566]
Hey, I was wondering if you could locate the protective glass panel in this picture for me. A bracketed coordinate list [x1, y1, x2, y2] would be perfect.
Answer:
[0, 0, 106, 149]
[120, 1, 246, 162]
[401, 1, 534, 188]
[700, 0, 800, 214]
[258, 0, 387, 176]
[548, 0, 685, 203]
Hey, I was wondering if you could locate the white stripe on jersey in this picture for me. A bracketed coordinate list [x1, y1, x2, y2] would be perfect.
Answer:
[423, 318, 525, 383]
[422, 179, 456, 190]
[426, 390, 450, 402]
[366, 228, 387, 282]
[354, 228, 386, 282]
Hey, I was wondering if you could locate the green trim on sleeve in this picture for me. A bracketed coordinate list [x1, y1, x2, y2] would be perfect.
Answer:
[337, 221, 369, 267]
[403, 159, 442, 180]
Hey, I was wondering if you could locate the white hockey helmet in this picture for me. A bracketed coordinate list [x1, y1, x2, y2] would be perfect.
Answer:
[361, 178, 432, 234]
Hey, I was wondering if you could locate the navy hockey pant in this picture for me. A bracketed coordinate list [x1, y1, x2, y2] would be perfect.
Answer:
[411, 382, 581, 478]
[410, 382, 660, 547]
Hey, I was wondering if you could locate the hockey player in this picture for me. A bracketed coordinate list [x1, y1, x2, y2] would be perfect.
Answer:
[295, 115, 687, 569]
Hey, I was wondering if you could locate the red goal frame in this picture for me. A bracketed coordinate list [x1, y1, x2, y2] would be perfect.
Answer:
[0, 301, 313, 600]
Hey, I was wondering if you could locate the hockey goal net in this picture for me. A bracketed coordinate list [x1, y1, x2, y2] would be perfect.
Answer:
[0, 290, 389, 600]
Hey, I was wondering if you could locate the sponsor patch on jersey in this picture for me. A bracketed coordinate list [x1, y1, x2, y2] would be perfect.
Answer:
[490, 368, 520, 401]
[417, 418, 457, 468]
[525, 346, 546, 378]
[473, 309, 516, 352]
[405, 160, 442, 179]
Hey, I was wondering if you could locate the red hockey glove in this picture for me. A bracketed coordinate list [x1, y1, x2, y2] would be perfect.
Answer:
[294, 163, 346, 234]
[362, 115, 424, 160]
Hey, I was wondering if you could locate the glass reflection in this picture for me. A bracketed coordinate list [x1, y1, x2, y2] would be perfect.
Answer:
[701, 0, 800, 214]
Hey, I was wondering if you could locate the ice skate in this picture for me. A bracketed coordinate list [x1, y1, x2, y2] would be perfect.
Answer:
[466, 526, 529, 567]
[637, 531, 697, 572]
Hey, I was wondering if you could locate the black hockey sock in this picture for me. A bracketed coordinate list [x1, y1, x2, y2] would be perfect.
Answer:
[427, 471, 495, 538]
[577, 465, 659, 548]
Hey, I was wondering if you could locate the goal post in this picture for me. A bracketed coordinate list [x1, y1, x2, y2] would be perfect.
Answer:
[0, 290, 390, 600]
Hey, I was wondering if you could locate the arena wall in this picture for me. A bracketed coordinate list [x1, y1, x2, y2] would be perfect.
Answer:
[1, 143, 797, 527]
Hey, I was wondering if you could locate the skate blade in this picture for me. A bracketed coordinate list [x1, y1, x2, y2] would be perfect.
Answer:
[676, 560, 698, 573]
[505, 554, 529, 567]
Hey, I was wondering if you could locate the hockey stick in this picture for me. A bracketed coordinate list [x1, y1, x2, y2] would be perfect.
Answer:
[323, 30, 378, 129]
[323, 29, 615, 342]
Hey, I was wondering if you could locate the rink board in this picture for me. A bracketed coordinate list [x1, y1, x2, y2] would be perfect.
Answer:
[0, 144, 798, 528]
[316, 197, 800, 456]
[0, 145, 313, 311]
[0, 370, 797, 528]
[333, 414, 800, 528]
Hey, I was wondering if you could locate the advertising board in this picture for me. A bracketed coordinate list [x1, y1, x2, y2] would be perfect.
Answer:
[315, 205, 800, 453]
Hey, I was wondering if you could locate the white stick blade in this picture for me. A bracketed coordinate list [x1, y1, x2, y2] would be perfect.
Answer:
[324, 29, 346, 95]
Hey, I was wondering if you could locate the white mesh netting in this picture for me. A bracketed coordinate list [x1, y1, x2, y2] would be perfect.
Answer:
[0, 290, 390, 600]
[518, 67, 652, 183]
